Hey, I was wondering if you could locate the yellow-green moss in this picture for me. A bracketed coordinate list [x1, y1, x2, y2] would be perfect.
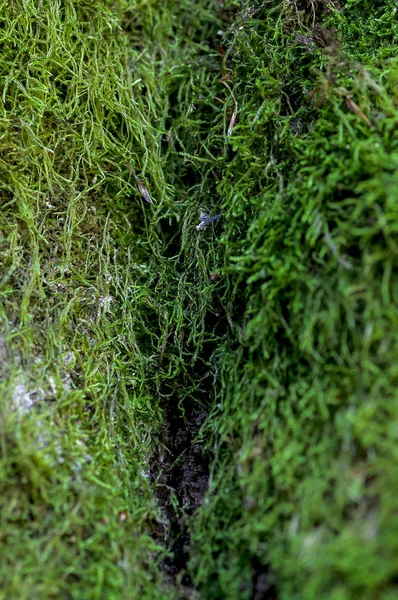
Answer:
[1, 0, 397, 598]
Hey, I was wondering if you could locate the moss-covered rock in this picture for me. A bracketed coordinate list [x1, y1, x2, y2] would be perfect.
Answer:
[187, 2, 398, 598]
[1, 1, 397, 598]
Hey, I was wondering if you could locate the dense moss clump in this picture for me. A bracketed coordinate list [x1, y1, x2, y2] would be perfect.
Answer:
[0, 0, 397, 599]
[187, 2, 398, 599]
[0, 1, 181, 597]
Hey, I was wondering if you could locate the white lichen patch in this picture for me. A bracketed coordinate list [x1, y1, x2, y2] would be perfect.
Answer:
[12, 378, 45, 414]
[11, 361, 74, 414]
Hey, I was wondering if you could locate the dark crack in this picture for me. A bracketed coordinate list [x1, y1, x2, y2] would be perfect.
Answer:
[150, 396, 209, 598]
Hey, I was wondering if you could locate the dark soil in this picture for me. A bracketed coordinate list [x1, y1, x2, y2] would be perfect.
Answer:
[251, 559, 278, 600]
[151, 395, 278, 600]
[150, 396, 209, 598]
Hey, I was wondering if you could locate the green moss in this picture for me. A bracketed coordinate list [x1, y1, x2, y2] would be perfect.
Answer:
[185, 2, 398, 599]
[0, 1, 175, 597]
[1, 0, 397, 598]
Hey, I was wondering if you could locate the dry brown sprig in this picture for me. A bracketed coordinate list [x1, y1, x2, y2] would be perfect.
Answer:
[345, 95, 373, 129]
[125, 162, 153, 204]
[221, 73, 238, 136]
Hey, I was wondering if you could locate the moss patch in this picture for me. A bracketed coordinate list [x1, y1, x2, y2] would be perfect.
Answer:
[1, 1, 397, 599]
[187, 2, 398, 599]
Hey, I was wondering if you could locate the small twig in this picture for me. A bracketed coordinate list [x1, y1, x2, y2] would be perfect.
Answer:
[345, 95, 373, 129]
[125, 162, 153, 204]
[334, 88, 373, 129]
[221, 75, 238, 136]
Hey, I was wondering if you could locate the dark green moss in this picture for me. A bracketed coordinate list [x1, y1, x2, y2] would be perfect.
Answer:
[1, 0, 397, 598]
[184, 2, 398, 599]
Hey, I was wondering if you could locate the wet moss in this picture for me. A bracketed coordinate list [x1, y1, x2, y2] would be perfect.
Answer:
[1, 0, 397, 598]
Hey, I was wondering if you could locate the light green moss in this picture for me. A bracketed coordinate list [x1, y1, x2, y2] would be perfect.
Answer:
[1, 0, 397, 598]
[0, 1, 176, 597]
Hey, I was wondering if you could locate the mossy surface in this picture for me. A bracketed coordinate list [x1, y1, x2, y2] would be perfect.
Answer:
[0, 1, 397, 599]
[0, 1, 183, 597]
[187, 2, 398, 598]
